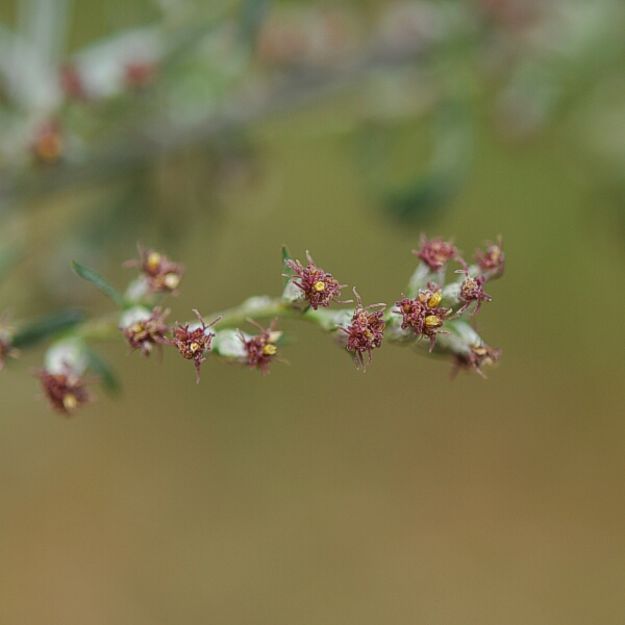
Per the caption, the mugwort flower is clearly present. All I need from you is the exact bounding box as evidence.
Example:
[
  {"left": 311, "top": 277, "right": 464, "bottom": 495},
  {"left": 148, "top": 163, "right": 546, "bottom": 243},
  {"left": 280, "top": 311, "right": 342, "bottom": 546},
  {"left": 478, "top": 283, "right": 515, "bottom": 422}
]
[
  {"left": 457, "top": 272, "right": 492, "bottom": 315},
  {"left": 32, "top": 120, "right": 63, "bottom": 164},
  {"left": 38, "top": 370, "right": 89, "bottom": 415},
  {"left": 452, "top": 343, "right": 501, "bottom": 378},
  {"left": 170, "top": 309, "right": 221, "bottom": 383},
  {"left": 286, "top": 251, "right": 344, "bottom": 309},
  {"left": 125, "top": 246, "right": 184, "bottom": 294},
  {"left": 240, "top": 320, "right": 281, "bottom": 374},
  {"left": 121, "top": 307, "right": 170, "bottom": 356},
  {"left": 341, "top": 291, "right": 385, "bottom": 368},
  {"left": 413, "top": 235, "right": 460, "bottom": 271},
  {"left": 476, "top": 238, "right": 505, "bottom": 279},
  {"left": 394, "top": 283, "right": 451, "bottom": 351}
]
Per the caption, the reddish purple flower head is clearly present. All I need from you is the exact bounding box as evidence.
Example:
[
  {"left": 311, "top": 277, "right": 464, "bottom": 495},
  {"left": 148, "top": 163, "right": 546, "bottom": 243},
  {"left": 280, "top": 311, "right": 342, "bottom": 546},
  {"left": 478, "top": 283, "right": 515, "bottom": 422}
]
[
  {"left": 394, "top": 284, "right": 451, "bottom": 351},
  {"left": 121, "top": 307, "right": 170, "bottom": 356},
  {"left": 38, "top": 370, "right": 89, "bottom": 415},
  {"left": 170, "top": 310, "right": 220, "bottom": 383},
  {"left": 476, "top": 239, "right": 505, "bottom": 279},
  {"left": 341, "top": 292, "right": 386, "bottom": 368},
  {"left": 452, "top": 344, "right": 501, "bottom": 378},
  {"left": 286, "top": 251, "right": 344, "bottom": 310},
  {"left": 413, "top": 235, "right": 460, "bottom": 271},
  {"left": 457, "top": 272, "right": 492, "bottom": 315},
  {"left": 125, "top": 246, "right": 184, "bottom": 294},
  {"left": 241, "top": 320, "right": 280, "bottom": 374}
]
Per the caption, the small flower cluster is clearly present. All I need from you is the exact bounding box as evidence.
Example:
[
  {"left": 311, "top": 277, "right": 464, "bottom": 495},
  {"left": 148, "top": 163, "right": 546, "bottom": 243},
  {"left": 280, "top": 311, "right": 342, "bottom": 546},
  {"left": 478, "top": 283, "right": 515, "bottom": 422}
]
[
  {"left": 239, "top": 320, "right": 281, "bottom": 374},
  {"left": 170, "top": 310, "right": 220, "bottom": 383},
  {"left": 0, "top": 238, "right": 504, "bottom": 415},
  {"left": 38, "top": 370, "right": 89, "bottom": 415},
  {"left": 341, "top": 293, "right": 386, "bottom": 368},
  {"left": 395, "top": 284, "right": 452, "bottom": 351},
  {"left": 413, "top": 235, "right": 460, "bottom": 271},
  {"left": 285, "top": 251, "right": 344, "bottom": 310},
  {"left": 396, "top": 234, "right": 504, "bottom": 375},
  {"left": 120, "top": 306, "right": 170, "bottom": 356},
  {"left": 125, "top": 246, "right": 185, "bottom": 294}
]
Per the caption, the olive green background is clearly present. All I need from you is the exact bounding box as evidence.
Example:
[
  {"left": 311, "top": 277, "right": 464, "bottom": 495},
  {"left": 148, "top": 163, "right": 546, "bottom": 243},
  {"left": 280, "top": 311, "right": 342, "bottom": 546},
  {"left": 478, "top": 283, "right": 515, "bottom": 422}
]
[{"left": 1, "top": 2, "right": 625, "bottom": 624}]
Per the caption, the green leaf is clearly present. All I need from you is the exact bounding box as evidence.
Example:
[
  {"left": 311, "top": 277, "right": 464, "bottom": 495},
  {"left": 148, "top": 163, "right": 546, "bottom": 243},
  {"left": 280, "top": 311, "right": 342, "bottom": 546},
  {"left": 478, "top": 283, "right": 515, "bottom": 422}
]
[
  {"left": 86, "top": 349, "right": 121, "bottom": 395},
  {"left": 72, "top": 261, "right": 125, "bottom": 307},
  {"left": 281, "top": 245, "right": 294, "bottom": 286},
  {"left": 12, "top": 310, "right": 86, "bottom": 349}
]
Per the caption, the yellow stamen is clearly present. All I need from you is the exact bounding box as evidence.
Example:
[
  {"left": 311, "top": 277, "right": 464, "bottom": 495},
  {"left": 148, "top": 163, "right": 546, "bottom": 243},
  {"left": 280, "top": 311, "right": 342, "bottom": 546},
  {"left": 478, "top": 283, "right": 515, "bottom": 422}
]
[
  {"left": 313, "top": 280, "right": 326, "bottom": 292},
  {"left": 130, "top": 323, "right": 143, "bottom": 334},
  {"left": 427, "top": 291, "right": 442, "bottom": 308},
  {"left": 189, "top": 342, "right": 200, "bottom": 353},
  {"left": 263, "top": 343, "right": 277, "bottom": 356},
  {"left": 146, "top": 252, "right": 161, "bottom": 271},
  {"left": 424, "top": 315, "right": 442, "bottom": 329},
  {"left": 63, "top": 393, "right": 78, "bottom": 411}
]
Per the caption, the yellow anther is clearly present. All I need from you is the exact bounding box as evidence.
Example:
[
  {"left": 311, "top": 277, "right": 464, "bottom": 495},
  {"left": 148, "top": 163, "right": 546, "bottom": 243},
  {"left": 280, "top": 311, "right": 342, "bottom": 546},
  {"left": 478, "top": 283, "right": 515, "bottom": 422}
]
[
  {"left": 424, "top": 315, "right": 442, "bottom": 329},
  {"left": 130, "top": 323, "right": 143, "bottom": 334},
  {"left": 163, "top": 273, "right": 180, "bottom": 290},
  {"left": 313, "top": 280, "right": 326, "bottom": 292},
  {"left": 63, "top": 393, "right": 78, "bottom": 411},
  {"left": 189, "top": 342, "right": 200, "bottom": 353},
  {"left": 263, "top": 343, "right": 278, "bottom": 356},
  {"left": 146, "top": 252, "right": 161, "bottom": 270},
  {"left": 427, "top": 291, "right": 442, "bottom": 308},
  {"left": 364, "top": 330, "right": 374, "bottom": 340}
]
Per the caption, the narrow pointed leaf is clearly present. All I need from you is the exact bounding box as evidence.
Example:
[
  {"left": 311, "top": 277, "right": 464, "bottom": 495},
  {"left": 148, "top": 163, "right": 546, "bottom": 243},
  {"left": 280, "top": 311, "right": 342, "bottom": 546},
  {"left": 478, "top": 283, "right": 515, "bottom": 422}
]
[
  {"left": 12, "top": 309, "right": 85, "bottom": 348},
  {"left": 86, "top": 348, "right": 121, "bottom": 395},
  {"left": 72, "top": 261, "right": 125, "bottom": 307}
]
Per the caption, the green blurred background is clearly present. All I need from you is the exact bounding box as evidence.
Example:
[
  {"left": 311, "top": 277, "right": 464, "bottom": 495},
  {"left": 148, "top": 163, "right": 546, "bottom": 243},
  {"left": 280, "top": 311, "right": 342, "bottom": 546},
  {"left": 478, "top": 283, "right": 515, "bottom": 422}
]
[{"left": 1, "top": 1, "right": 625, "bottom": 624}]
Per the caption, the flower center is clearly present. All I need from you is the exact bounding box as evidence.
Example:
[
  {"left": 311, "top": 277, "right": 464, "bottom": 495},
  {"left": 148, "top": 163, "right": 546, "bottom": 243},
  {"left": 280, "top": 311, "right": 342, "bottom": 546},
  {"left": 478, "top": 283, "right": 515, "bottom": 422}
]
[
  {"left": 424, "top": 315, "right": 442, "bottom": 329},
  {"left": 427, "top": 291, "right": 442, "bottom": 308},
  {"left": 63, "top": 393, "right": 78, "bottom": 410},
  {"left": 262, "top": 344, "right": 277, "bottom": 356},
  {"left": 146, "top": 252, "right": 161, "bottom": 271},
  {"left": 313, "top": 280, "right": 326, "bottom": 292}
]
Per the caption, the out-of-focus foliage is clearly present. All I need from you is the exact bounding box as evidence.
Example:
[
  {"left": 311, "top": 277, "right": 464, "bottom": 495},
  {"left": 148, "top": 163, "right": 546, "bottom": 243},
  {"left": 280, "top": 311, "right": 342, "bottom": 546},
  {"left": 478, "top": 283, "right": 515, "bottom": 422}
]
[{"left": 1, "top": 0, "right": 625, "bottom": 262}]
